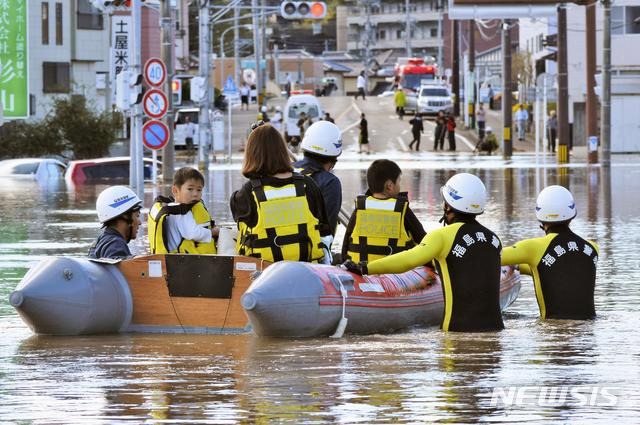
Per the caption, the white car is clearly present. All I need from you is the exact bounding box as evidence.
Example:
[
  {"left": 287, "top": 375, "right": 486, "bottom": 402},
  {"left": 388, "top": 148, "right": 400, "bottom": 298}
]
[
  {"left": 283, "top": 92, "right": 324, "bottom": 143},
  {"left": 174, "top": 108, "right": 200, "bottom": 148},
  {"left": 417, "top": 85, "right": 453, "bottom": 116},
  {"left": 0, "top": 158, "right": 66, "bottom": 180}
]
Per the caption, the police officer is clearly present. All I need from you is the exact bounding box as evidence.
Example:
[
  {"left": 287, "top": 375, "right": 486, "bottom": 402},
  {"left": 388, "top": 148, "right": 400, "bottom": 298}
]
[
  {"left": 89, "top": 186, "right": 143, "bottom": 260},
  {"left": 294, "top": 120, "right": 343, "bottom": 236},
  {"left": 344, "top": 173, "right": 504, "bottom": 332},
  {"left": 501, "top": 185, "right": 598, "bottom": 320}
]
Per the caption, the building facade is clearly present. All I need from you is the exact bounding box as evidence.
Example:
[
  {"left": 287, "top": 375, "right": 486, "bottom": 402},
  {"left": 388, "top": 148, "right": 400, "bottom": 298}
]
[{"left": 339, "top": 0, "right": 444, "bottom": 62}]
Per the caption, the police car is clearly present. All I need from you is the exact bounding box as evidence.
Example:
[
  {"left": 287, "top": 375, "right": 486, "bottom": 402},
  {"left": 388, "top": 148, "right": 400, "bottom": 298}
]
[{"left": 416, "top": 81, "right": 453, "bottom": 116}]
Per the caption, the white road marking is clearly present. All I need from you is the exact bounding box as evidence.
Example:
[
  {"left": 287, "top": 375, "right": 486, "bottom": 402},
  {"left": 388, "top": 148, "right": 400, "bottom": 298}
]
[
  {"left": 401, "top": 129, "right": 409, "bottom": 135},
  {"left": 396, "top": 136, "right": 409, "bottom": 152},
  {"left": 351, "top": 102, "right": 363, "bottom": 115},
  {"left": 341, "top": 120, "right": 361, "bottom": 134}
]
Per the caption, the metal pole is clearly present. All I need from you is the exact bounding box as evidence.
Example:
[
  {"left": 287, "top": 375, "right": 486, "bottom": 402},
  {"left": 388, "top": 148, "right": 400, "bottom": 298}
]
[
  {"left": 161, "top": 0, "right": 175, "bottom": 183},
  {"left": 437, "top": 5, "right": 443, "bottom": 71},
  {"left": 228, "top": 100, "right": 233, "bottom": 163},
  {"left": 274, "top": 43, "right": 280, "bottom": 90},
  {"left": 130, "top": 0, "right": 143, "bottom": 199},
  {"left": 198, "top": 0, "right": 211, "bottom": 172},
  {"left": 557, "top": 5, "right": 569, "bottom": 164},
  {"left": 601, "top": 0, "right": 611, "bottom": 166},
  {"left": 405, "top": 0, "right": 412, "bottom": 57},
  {"left": 363, "top": 0, "right": 372, "bottom": 91},
  {"left": 502, "top": 19, "right": 513, "bottom": 159},
  {"left": 452, "top": 20, "right": 460, "bottom": 117},
  {"left": 469, "top": 19, "right": 476, "bottom": 129},
  {"left": 234, "top": 3, "right": 241, "bottom": 86},
  {"left": 252, "top": 0, "right": 261, "bottom": 105},
  {"left": 586, "top": 1, "right": 598, "bottom": 164}
]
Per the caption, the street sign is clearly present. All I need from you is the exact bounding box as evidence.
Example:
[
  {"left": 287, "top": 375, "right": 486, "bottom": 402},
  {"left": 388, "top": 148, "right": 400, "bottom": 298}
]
[
  {"left": 144, "top": 57, "right": 167, "bottom": 87},
  {"left": 143, "top": 89, "right": 168, "bottom": 119},
  {"left": 223, "top": 76, "right": 238, "bottom": 94},
  {"left": 142, "top": 120, "right": 170, "bottom": 151},
  {"left": 0, "top": 1, "right": 29, "bottom": 119}
]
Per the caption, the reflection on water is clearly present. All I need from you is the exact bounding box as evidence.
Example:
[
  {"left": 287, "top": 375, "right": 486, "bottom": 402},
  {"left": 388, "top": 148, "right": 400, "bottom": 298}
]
[{"left": 1, "top": 162, "right": 640, "bottom": 423}]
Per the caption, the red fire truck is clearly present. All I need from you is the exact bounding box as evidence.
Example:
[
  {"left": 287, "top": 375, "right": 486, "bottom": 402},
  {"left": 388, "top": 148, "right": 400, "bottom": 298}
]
[{"left": 394, "top": 58, "right": 437, "bottom": 113}]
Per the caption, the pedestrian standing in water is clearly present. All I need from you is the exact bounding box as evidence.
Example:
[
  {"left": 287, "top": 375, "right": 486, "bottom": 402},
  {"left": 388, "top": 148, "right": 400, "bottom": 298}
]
[
  {"left": 446, "top": 113, "right": 457, "bottom": 151},
  {"left": 434, "top": 111, "right": 446, "bottom": 151},
  {"left": 408, "top": 113, "right": 424, "bottom": 151},
  {"left": 547, "top": 110, "right": 558, "bottom": 153},
  {"left": 359, "top": 113, "right": 370, "bottom": 154},
  {"left": 476, "top": 102, "right": 487, "bottom": 141}
]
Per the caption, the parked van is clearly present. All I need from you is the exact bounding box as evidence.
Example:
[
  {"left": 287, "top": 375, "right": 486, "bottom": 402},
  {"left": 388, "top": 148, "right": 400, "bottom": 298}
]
[{"left": 283, "top": 92, "right": 324, "bottom": 144}]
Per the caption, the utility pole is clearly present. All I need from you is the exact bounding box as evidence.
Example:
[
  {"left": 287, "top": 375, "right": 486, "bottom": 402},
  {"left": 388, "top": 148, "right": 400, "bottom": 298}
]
[
  {"left": 198, "top": 0, "right": 211, "bottom": 172},
  {"left": 405, "top": 0, "right": 412, "bottom": 57},
  {"left": 469, "top": 19, "right": 476, "bottom": 129},
  {"left": 161, "top": 0, "right": 175, "bottom": 183},
  {"left": 601, "top": 0, "right": 611, "bottom": 166},
  {"left": 557, "top": 4, "right": 569, "bottom": 164},
  {"left": 261, "top": 0, "right": 267, "bottom": 102},
  {"left": 252, "top": 0, "right": 262, "bottom": 105},
  {"left": 234, "top": 3, "right": 241, "bottom": 86},
  {"left": 130, "top": 0, "right": 144, "bottom": 199},
  {"left": 585, "top": 1, "right": 598, "bottom": 164},
  {"left": 452, "top": 20, "right": 460, "bottom": 117},
  {"left": 437, "top": 1, "right": 443, "bottom": 70},
  {"left": 362, "top": 0, "right": 376, "bottom": 92},
  {"left": 502, "top": 19, "right": 513, "bottom": 159}
]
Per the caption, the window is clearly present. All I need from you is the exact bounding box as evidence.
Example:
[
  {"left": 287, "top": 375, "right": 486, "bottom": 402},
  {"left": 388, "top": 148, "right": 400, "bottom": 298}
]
[
  {"left": 378, "top": 30, "right": 386, "bottom": 40},
  {"left": 397, "top": 30, "right": 403, "bottom": 39},
  {"left": 43, "top": 62, "right": 70, "bottom": 93},
  {"left": 55, "top": 3, "right": 63, "bottom": 45},
  {"left": 431, "top": 28, "right": 438, "bottom": 38},
  {"left": 41, "top": 3, "right": 49, "bottom": 45},
  {"left": 612, "top": 6, "right": 640, "bottom": 35},
  {"left": 77, "top": 0, "right": 103, "bottom": 30}
]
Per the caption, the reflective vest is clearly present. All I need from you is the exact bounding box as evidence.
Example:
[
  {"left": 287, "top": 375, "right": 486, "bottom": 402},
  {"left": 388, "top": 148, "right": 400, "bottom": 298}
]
[
  {"left": 294, "top": 164, "right": 321, "bottom": 177},
  {"left": 236, "top": 175, "right": 324, "bottom": 262},
  {"left": 347, "top": 194, "right": 415, "bottom": 263},
  {"left": 148, "top": 197, "right": 217, "bottom": 254}
]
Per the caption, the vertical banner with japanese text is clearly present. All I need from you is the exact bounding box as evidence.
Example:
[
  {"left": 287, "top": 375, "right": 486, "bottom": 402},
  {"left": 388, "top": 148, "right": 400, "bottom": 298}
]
[
  {"left": 110, "top": 14, "right": 132, "bottom": 105},
  {"left": 0, "top": 0, "right": 29, "bottom": 119}
]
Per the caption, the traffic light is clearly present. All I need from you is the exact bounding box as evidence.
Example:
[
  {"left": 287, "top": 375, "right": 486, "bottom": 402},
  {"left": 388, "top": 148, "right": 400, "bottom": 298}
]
[
  {"left": 172, "top": 79, "right": 182, "bottom": 106},
  {"left": 104, "top": 0, "right": 131, "bottom": 7},
  {"left": 115, "top": 70, "right": 143, "bottom": 110},
  {"left": 280, "top": 2, "right": 327, "bottom": 20}
]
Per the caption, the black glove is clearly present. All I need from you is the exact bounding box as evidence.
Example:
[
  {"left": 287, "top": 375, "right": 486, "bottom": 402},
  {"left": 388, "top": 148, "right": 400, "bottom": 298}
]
[{"left": 342, "top": 260, "right": 368, "bottom": 276}]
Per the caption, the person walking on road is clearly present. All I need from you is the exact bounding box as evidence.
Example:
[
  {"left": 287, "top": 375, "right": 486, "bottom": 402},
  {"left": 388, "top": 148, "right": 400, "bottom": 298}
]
[
  {"left": 446, "top": 113, "right": 457, "bottom": 151},
  {"left": 359, "top": 113, "right": 370, "bottom": 154},
  {"left": 323, "top": 112, "right": 335, "bottom": 123},
  {"left": 488, "top": 84, "right": 494, "bottom": 110},
  {"left": 547, "top": 110, "right": 558, "bottom": 153},
  {"left": 434, "top": 111, "right": 446, "bottom": 151},
  {"left": 271, "top": 106, "right": 283, "bottom": 132},
  {"left": 240, "top": 83, "right": 250, "bottom": 111},
  {"left": 355, "top": 71, "right": 366, "bottom": 100},
  {"left": 408, "top": 113, "right": 424, "bottom": 151},
  {"left": 394, "top": 86, "right": 406, "bottom": 120},
  {"left": 515, "top": 104, "right": 529, "bottom": 142},
  {"left": 476, "top": 103, "right": 486, "bottom": 141}
]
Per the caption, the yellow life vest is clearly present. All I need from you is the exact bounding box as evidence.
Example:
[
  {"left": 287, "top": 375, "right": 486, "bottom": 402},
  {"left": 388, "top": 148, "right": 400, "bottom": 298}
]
[
  {"left": 346, "top": 194, "right": 415, "bottom": 263},
  {"left": 148, "top": 197, "right": 217, "bottom": 254},
  {"left": 236, "top": 175, "right": 324, "bottom": 262}
]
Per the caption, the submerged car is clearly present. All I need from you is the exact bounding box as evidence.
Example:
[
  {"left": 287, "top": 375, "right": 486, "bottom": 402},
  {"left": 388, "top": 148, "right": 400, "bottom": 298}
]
[
  {"left": 0, "top": 158, "right": 66, "bottom": 179},
  {"left": 65, "top": 156, "right": 160, "bottom": 185}
]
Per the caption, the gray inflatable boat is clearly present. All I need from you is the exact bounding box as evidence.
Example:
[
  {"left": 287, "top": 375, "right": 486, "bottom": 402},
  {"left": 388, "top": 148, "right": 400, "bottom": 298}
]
[{"left": 241, "top": 262, "right": 521, "bottom": 337}]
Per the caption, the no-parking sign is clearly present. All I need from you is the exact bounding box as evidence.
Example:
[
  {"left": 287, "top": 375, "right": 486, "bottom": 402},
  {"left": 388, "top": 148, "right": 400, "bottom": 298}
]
[{"left": 142, "top": 120, "right": 170, "bottom": 151}]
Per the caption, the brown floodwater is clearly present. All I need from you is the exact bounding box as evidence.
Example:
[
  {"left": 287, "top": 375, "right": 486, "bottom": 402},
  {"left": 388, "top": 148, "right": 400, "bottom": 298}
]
[{"left": 1, "top": 155, "right": 639, "bottom": 424}]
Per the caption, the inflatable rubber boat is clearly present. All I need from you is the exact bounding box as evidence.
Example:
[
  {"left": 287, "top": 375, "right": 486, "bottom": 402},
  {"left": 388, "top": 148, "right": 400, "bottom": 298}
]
[
  {"left": 241, "top": 262, "right": 521, "bottom": 337},
  {"left": 9, "top": 254, "right": 520, "bottom": 337}
]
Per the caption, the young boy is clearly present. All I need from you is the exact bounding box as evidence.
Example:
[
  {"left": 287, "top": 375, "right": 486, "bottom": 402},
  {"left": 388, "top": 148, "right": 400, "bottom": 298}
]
[
  {"left": 342, "top": 159, "right": 426, "bottom": 263},
  {"left": 148, "top": 167, "right": 218, "bottom": 254}
]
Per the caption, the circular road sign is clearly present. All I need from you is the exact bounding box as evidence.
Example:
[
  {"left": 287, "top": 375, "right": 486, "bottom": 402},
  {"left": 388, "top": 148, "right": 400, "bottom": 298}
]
[
  {"left": 143, "top": 89, "right": 168, "bottom": 119},
  {"left": 142, "top": 120, "right": 170, "bottom": 151},
  {"left": 144, "top": 57, "right": 167, "bottom": 87}
]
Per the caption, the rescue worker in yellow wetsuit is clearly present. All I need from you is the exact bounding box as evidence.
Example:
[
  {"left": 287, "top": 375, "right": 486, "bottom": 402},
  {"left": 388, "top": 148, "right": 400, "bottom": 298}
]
[
  {"left": 342, "top": 159, "right": 425, "bottom": 263},
  {"left": 501, "top": 185, "right": 598, "bottom": 320},
  {"left": 343, "top": 173, "right": 504, "bottom": 332},
  {"left": 230, "top": 123, "right": 331, "bottom": 263}
]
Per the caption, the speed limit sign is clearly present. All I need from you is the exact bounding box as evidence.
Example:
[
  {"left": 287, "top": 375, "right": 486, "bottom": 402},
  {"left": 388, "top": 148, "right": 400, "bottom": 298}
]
[{"left": 144, "top": 58, "right": 166, "bottom": 87}]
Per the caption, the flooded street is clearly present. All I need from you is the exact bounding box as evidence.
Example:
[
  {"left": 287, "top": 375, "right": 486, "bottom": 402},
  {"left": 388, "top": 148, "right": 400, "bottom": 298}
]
[{"left": 1, "top": 155, "right": 639, "bottom": 424}]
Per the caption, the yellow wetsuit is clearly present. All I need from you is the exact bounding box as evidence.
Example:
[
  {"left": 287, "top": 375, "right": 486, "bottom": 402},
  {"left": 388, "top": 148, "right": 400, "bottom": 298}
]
[
  {"left": 501, "top": 226, "right": 598, "bottom": 320},
  {"left": 367, "top": 219, "right": 504, "bottom": 332}
]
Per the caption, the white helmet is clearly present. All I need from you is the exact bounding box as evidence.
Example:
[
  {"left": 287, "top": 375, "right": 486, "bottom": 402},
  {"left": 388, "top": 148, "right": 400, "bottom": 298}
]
[
  {"left": 535, "top": 185, "right": 577, "bottom": 223},
  {"left": 440, "top": 173, "right": 487, "bottom": 215},
  {"left": 485, "top": 126, "right": 493, "bottom": 133},
  {"left": 275, "top": 106, "right": 281, "bottom": 112},
  {"left": 301, "top": 120, "right": 342, "bottom": 157},
  {"left": 261, "top": 106, "right": 267, "bottom": 112},
  {"left": 96, "top": 186, "right": 142, "bottom": 224}
]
